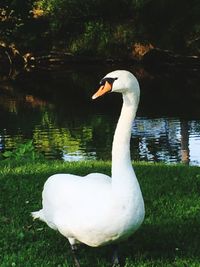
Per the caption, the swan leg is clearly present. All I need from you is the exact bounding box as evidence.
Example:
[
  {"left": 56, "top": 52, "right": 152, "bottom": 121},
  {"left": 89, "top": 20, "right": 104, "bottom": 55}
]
[
  {"left": 70, "top": 244, "right": 81, "bottom": 267},
  {"left": 68, "top": 238, "right": 81, "bottom": 267},
  {"left": 111, "top": 245, "right": 121, "bottom": 267}
]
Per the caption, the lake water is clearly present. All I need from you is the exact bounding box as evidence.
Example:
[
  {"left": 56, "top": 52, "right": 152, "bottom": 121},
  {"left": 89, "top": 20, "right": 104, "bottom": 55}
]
[{"left": 0, "top": 65, "right": 200, "bottom": 165}]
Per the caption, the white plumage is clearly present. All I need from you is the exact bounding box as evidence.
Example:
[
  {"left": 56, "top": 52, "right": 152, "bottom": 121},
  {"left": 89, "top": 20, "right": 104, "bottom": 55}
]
[{"left": 32, "top": 70, "right": 145, "bottom": 250}]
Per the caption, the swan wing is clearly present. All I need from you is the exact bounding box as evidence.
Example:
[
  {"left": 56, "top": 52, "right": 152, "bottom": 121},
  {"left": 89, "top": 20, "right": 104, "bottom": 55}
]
[{"left": 41, "top": 173, "right": 112, "bottom": 243}]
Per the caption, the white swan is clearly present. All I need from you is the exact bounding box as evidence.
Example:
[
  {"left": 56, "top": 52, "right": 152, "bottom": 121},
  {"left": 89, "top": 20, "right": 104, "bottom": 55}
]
[{"left": 32, "top": 70, "right": 145, "bottom": 266}]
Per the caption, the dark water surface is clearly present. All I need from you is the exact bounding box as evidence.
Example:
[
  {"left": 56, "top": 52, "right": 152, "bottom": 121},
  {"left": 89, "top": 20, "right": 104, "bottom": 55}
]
[{"left": 0, "top": 65, "right": 200, "bottom": 165}]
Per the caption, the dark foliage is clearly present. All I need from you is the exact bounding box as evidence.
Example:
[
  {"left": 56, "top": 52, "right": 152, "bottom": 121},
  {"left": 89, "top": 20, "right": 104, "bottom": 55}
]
[{"left": 1, "top": 0, "right": 200, "bottom": 56}]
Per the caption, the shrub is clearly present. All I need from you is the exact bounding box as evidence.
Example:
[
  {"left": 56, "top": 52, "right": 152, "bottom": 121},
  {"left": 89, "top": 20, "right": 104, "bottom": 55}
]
[{"left": 2, "top": 140, "right": 44, "bottom": 161}]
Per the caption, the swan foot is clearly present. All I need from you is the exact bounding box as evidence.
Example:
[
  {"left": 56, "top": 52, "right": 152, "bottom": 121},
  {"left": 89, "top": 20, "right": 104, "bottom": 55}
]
[
  {"left": 111, "top": 245, "right": 121, "bottom": 267},
  {"left": 70, "top": 245, "right": 81, "bottom": 267}
]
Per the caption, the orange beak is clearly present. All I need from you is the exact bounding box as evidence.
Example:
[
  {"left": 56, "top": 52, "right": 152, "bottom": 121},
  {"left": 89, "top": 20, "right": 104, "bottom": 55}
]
[{"left": 92, "top": 81, "right": 112, "bottom": 100}]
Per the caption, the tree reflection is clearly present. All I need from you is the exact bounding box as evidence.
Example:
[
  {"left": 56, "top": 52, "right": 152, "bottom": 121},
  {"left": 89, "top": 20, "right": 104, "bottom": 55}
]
[
  {"left": 0, "top": 66, "right": 200, "bottom": 165},
  {"left": 180, "top": 120, "right": 190, "bottom": 164}
]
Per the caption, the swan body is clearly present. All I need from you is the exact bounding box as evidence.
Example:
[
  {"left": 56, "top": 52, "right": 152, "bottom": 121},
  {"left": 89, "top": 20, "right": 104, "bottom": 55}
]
[{"left": 32, "top": 70, "right": 145, "bottom": 249}]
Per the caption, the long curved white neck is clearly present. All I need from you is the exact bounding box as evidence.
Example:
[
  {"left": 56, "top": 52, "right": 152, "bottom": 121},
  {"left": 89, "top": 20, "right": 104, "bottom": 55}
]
[
  {"left": 112, "top": 91, "right": 137, "bottom": 173},
  {"left": 111, "top": 91, "right": 138, "bottom": 190}
]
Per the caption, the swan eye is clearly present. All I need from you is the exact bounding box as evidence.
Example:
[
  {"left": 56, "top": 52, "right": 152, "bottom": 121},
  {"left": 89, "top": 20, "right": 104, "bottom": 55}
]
[{"left": 99, "top": 77, "right": 118, "bottom": 86}]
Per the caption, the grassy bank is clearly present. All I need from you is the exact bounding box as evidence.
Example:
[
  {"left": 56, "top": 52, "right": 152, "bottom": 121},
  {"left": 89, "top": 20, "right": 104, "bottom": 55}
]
[{"left": 0, "top": 160, "right": 200, "bottom": 267}]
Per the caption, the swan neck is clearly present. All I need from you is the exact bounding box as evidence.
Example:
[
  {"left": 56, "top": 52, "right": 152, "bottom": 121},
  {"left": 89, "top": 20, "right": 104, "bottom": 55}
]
[{"left": 112, "top": 91, "right": 137, "bottom": 176}]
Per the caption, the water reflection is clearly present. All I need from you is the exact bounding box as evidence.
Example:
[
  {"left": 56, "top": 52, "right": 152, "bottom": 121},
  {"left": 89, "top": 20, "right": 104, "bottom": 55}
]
[
  {"left": 133, "top": 118, "right": 190, "bottom": 164},
  {"left": 0, "top": 66, "right": 200, "bottom": 165}
]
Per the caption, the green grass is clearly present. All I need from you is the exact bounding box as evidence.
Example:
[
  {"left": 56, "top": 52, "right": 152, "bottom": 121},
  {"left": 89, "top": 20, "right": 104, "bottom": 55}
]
[{"left": 0, "top": 160, "right": 200, "bottom": 267}]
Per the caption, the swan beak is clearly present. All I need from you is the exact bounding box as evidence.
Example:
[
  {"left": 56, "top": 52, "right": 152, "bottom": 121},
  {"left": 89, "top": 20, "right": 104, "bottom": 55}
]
[{"left": 92, "top": 81, "right": 112, "bottom": 100}]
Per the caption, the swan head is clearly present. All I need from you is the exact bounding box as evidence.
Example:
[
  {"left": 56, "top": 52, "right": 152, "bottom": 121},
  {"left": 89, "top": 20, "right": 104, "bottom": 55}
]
[{"left": 92, "top": 70, "right": 140, "bottom": 103}]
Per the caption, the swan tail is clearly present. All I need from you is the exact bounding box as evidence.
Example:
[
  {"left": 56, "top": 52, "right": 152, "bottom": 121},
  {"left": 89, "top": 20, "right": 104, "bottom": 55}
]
[{"left": 31, "top": 209, "right": 45, "bottom": 222}]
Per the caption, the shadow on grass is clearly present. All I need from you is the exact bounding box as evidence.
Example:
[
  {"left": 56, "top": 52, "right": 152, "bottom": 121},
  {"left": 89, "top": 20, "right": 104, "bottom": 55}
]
[{"left": 26, "top": 215, "right": 200, "bottom": 267}]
